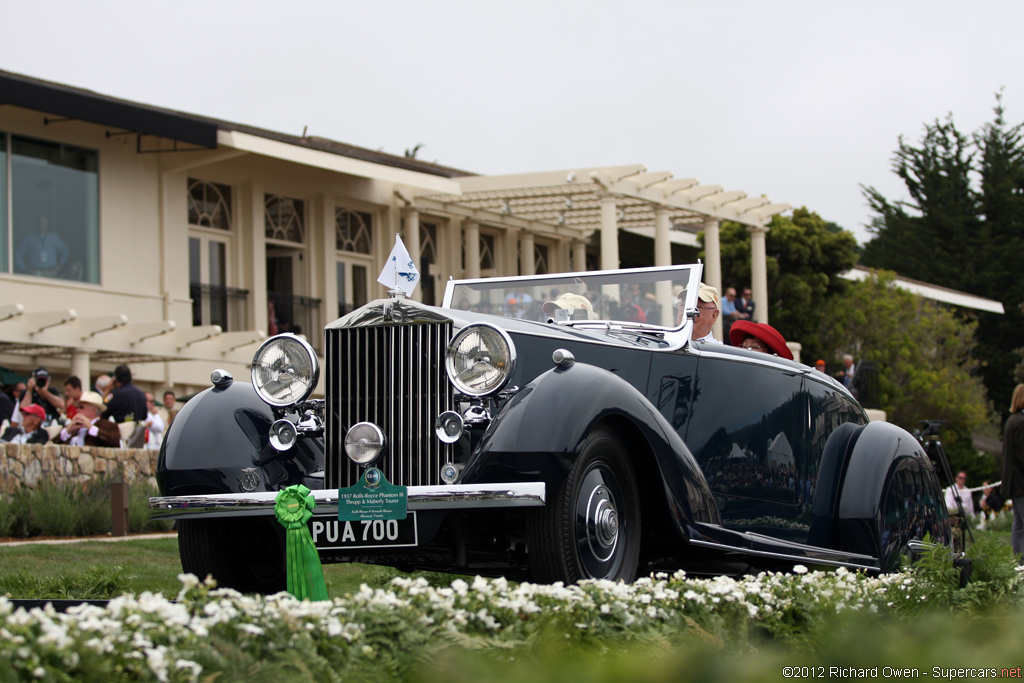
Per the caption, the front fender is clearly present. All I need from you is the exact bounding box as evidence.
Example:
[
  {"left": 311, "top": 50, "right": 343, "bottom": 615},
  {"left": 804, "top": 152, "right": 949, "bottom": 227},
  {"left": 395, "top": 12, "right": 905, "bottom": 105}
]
[
  {"left": 836, "top": 421, "right": 951, "bottom": 567},
  {"left": 462, "top": 361, "right": 720, "bottom": 534},
  {"left": 156, "top": 380, "right": 324, "bottom": 496}
]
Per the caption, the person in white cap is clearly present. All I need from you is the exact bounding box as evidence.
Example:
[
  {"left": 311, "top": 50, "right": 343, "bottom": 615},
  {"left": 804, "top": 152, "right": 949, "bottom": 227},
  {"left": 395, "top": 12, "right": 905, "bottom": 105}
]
[
  {"left": 543, "top": 293, "right": 594, "bottom": 322},
  {"left": 676, "top": 283, "right": 722, "bottom": 344},
  {"left": 57, "top": 391, "right": 120, "bottom": 447}
]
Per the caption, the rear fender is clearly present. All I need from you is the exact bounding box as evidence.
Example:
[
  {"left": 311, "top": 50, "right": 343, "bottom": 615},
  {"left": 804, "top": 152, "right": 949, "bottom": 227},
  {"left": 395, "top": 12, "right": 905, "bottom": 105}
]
[
  {"left": 462, "top": 361, "right": 720, "bottom": 534},
  {"left": 157, "top": 380, "right": 324, "bottom": 496},
  {"left": 835, "top": 421, "right": 951, "bottom": 566}
]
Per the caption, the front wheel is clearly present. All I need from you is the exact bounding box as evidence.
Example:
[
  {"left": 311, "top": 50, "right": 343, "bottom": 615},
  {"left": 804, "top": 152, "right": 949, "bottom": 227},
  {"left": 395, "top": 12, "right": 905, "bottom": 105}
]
[
  {"left": 178, "top": 517, "right": 286, "bottom": 594},
  {"left": 528, "top": 426, "right": 641, "bottom": 583}
]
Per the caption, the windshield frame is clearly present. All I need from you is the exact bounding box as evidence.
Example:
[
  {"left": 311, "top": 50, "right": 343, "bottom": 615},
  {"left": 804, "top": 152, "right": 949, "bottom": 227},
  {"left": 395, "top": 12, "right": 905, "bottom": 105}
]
[{"left": 442, "top": 263, "right": 704, "bottom": 343}]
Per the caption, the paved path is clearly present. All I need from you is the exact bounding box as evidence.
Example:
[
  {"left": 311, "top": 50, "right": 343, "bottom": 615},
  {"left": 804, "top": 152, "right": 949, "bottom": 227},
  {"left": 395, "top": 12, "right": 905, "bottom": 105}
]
[{"left": 0, "top": 532, "right": 177, "bottom": 547}]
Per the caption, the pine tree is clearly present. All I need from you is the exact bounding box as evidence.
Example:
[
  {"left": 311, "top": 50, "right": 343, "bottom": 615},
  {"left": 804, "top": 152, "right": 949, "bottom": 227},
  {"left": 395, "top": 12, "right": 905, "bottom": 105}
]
[
  {"left": 862, "top": 98, "right": 1024, "bottom": 415},
  {"left": 861, "top": 116, "right": 981, "bottom": 292}
]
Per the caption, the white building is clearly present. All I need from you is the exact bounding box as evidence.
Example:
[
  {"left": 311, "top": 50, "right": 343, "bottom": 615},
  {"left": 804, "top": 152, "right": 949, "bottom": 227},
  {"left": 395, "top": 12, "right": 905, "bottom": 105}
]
[{"left": 1, "top": 69, "right": 788, "bottom": 398}]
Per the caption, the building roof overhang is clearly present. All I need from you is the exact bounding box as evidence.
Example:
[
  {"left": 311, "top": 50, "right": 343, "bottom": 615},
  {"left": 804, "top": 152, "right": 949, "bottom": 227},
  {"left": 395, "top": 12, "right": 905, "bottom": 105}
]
[
  {"left": 0, "top": 71, "right": 219, "bottom": 149},
  {"left": 418, "top": 165, "right": 790, "bottom": 238},
  {"left": 0, "top": 304, "right": 265, "bottom": 366},
  {"left": 841, "top": 266, "right": 1005, "bottom": 314}
]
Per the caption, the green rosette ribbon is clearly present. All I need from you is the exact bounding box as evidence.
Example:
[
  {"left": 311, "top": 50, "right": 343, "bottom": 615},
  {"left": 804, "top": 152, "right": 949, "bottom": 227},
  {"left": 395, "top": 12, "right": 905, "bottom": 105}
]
[{"left": 274, "top": 484, "right": 329, "bottom": 601}]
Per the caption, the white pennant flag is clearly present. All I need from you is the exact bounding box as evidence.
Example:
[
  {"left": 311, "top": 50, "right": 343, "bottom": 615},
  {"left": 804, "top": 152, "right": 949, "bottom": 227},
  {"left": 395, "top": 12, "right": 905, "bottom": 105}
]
[{"left": 377, "top": 233, "right": 420, "bottom": 296}]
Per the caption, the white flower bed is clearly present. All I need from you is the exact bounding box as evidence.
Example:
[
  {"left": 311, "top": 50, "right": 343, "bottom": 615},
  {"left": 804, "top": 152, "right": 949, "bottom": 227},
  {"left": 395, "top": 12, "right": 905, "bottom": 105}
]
[{"left": 0, "top": 567, "right": 1011, "bottom": 681}]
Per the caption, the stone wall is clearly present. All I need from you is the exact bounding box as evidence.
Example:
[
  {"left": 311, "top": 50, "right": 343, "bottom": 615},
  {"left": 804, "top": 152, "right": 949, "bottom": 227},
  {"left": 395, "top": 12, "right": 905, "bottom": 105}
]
[{"left": 0, "top": 443, "right": 159, "bottom": 491}]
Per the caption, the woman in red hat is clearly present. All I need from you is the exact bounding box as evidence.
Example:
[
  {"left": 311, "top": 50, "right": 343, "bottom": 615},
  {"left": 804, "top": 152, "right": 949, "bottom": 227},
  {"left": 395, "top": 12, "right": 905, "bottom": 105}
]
[{"left": 728, "top": 320, "right": 794, "bottom": 360}]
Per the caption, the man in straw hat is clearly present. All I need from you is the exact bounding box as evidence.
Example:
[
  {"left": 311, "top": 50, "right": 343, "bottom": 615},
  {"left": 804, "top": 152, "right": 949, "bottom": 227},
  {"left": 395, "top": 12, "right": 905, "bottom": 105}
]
[
  {"left": 57, "top": 391, "right": 120, "bottom": 447},
  {"left": 677, "top": 283, "right": 722, "bottom": 344}
]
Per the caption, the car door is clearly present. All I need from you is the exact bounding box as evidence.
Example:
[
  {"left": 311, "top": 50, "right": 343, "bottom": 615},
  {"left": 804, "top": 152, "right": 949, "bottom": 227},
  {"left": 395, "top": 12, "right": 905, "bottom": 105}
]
[{"left": 682, "top": 353, "right": 808, "bottom": 542}]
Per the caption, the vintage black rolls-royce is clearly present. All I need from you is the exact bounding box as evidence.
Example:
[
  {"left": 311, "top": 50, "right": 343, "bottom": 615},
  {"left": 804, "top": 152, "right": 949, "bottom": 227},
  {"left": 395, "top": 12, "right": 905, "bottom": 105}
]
[{"left": 151, "top": 264, "right": 950, "bottom": 592}]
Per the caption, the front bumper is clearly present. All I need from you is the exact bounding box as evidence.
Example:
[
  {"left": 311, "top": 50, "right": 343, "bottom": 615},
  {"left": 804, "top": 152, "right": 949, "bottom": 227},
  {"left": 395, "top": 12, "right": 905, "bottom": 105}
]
[{"left": 149, "top": 482, "right": 546, "bottom": 520}]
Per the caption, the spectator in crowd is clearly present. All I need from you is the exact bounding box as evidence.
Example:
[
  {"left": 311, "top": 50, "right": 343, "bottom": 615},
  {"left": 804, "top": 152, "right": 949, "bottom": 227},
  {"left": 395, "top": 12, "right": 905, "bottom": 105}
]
[
  {"left": 814, "top": 359, "right": 827, "bottom": 373},
  {"left": 102, "top": 365, "right": 147, "bottom": 424},
  {"left": 62, "top": 375, "right": 83, "bottom": 421},
  {"left": 144, "top": 392, "right": 165, "bottom": 450},
  {"left": 4, "top": 382, "right": 26, "bottom": 427},
  {"left": 945, "top": 469, "right": 975, "bottom": 553},
  {"left": 14, "top": 214, "right": 69, "bottom": 277},
  {"left": 736, "top": 287, "right": 756, "bottom": 320},
  {"left": 0, "top": 403, "right": 49, "bottom": 444},
  {"left": 0, "top": 385, "right": 14, "bottom": 424},
  {"left": 95, "top": 374, "right": 113, "bottom": 401},
  {"left": 835, "top": 354, "right": 856, "bottom": 390},
  {"left": 980, "top": 481, "right": 1004, "bottom": 514},
  {"left": 945, "top": 470, "right": 976, "bottom": 516},
  {"left": 720, "top": 287, "right": 739, "bottom": 342},
  {"left": 58, "top": 391, "right": 120, "bottom": 447},
  {"left": 162, "top": 390, "right": 181, "bottom": 428},
  {"left": 678, "top": 284, "right": 722, "bottom": 343},
  {"left": 728, "top": 320, "right": 795, "bottom": 360},
  {"left": 20, "top": 367, "right": 64, "bottom": 424},
  {"left": 1002, "top": 384, "right": 1024, "bottom": 559}
]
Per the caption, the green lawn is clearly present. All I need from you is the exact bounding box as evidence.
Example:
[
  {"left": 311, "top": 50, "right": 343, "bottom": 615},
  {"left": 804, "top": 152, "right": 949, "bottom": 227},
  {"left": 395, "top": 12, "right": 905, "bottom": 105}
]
[
  {"left": 0, "top": 533, "right": 413, "bottom": 599},
  {"left": 0, "top": 528, "right": 1014, "bottom": 600}
]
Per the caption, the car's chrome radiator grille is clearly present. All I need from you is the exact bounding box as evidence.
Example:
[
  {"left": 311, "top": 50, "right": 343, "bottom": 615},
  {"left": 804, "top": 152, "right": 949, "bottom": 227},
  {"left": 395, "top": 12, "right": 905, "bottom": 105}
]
[{"left": 326, "top": 321, "right": 454, "bottom": 488}]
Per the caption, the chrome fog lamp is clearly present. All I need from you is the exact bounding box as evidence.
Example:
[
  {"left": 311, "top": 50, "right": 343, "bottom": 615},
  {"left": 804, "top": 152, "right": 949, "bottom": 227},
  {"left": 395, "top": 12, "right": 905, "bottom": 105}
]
[
  {"left": 435, "top": 410, "right": 465, "bottom": 444},
  {"left": 445, "top": 323, "right": 516, "bottom": 397},
  {"left": 269, "top": 419, "right": 298, "bottom": 451},
  {"left": 251, "top": 334, "right": 320, "bottom": 408},
  {"left": 345, "top": 422, "right": 386, "bottom": 465},
  {"left": 440, "top": 462, "right": 463, "bottom": 484}
]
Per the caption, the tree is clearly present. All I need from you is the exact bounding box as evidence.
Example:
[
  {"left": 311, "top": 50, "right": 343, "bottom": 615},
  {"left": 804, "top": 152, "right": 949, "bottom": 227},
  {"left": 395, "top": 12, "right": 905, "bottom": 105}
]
[
  {"left": 706, "top": 207, "right": 858, "bottom": 361},
  {"left": 861, "top": 99, "right": 1024, "bottom": 415},
  {"left": 820, "top": 271, "right": 996, "bottom": 479},
  {"left": 861, "top": 116, "right": 982, "bottom": 289}
]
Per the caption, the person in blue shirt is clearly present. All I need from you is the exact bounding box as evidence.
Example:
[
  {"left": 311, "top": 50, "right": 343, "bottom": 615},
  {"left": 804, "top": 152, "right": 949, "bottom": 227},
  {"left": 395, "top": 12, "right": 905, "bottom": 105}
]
[{"left": 15, "top": 215, "right": 69, "bottom": 277}]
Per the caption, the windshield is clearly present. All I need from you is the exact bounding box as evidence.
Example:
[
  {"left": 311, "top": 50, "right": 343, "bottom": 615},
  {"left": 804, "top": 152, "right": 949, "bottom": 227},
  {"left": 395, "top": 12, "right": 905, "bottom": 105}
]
[{"left": 442, "top": 265, "right": 702, "bottom": 330}]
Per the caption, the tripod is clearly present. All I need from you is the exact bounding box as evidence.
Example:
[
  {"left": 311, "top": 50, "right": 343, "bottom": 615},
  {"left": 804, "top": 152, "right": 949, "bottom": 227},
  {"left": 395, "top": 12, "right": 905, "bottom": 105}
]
[{"left": 915, "top": 420, "right": 974, "bottom": 549}]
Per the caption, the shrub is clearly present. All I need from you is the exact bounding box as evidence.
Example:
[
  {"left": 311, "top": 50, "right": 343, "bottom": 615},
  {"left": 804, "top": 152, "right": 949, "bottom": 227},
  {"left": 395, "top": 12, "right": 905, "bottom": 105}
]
[{"left": 22, "top": 479, "right": 80, "bottom": 537}]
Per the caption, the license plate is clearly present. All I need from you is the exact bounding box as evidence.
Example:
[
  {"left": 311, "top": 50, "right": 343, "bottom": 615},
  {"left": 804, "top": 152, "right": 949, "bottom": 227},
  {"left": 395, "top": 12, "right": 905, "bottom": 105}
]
[{"left": 310, "top": 512, "right": 418, "bottom": 550}]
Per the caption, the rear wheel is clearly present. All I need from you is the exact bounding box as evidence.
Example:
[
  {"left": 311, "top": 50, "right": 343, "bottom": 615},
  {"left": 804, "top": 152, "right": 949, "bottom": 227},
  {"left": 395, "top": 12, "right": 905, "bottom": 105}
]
[
  {"left": 529, "top": 426, "right": 641, "bottom": 583},
  {"left": 178, "top": 517, "right": 286, "bottom": 594}
]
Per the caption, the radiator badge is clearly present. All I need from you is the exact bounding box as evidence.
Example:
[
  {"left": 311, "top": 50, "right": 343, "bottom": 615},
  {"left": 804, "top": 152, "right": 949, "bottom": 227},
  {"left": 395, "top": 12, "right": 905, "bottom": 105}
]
[
  {"left": 239, "top": 467, "right": 260, "bottom": 492},
  {"left": 338, "top": 467, "right": 408, "bottom": 521}
]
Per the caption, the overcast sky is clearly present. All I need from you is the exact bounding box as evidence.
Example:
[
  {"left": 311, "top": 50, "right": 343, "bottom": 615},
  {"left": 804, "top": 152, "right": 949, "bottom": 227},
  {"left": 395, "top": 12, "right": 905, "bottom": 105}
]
[{"left": 3, "top": 0, "right": 1022, "bottom": 244}]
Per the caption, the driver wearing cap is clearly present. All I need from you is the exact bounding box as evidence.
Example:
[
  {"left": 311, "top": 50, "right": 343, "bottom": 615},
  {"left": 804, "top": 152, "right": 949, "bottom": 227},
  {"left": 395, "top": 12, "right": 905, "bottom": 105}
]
[{"left": 678, "top": 283, "right": 722, "bottom": 344}]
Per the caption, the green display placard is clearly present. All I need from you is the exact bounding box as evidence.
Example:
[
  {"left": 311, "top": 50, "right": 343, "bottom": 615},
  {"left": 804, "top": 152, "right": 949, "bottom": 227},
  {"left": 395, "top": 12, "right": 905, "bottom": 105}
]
[{"left": 337, "top": 467, "right": 408, "bottom": 521}]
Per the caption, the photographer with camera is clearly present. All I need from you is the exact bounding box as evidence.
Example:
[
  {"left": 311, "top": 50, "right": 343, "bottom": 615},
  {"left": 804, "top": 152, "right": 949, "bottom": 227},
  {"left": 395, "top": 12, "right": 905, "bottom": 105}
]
[{"left": 20, "top": 367, "right": 64, "bottom": 425}]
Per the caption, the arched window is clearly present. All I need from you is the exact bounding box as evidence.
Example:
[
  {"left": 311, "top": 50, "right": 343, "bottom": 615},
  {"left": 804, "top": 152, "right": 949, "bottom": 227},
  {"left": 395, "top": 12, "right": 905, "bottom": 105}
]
[
  {"left": 188, "top": 179, "right": 232, "bottom": 230},
  {"left": 335, "top": 207, "right": 373, "bottom": 254},
  {"left": 265, "top": 194, "right": 305, "bottom": 243}
]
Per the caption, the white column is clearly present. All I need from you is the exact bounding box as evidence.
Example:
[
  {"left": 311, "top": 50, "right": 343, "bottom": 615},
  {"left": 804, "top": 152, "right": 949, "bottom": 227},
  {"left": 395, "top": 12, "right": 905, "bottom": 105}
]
[
  {"left": 464, "top": 220, "right": 481, "bottom": 279},
  {"left": 749, "top": 225, "right": 769, "bottom": 324},
  {"left": 599, "top": 193, "right": 619, "bottom": 271},
  {"left": 654, "top": 209, "right": 673, "bottom": 327},
  {"left": 655, "top": 208, "right": 672, "bottom": 267},
  {"left": 702, "top": 219, "right": 723, "bottom": 339},
  {"left": 519, "top": 230, "right": 536, "bottom": 275},
  {"left": 70, "top": 349, "right": 91, "bottom": 385},
  {"left": 318, "top": 194, "right": 337, "bottom": 324},
  {"left": 571, "top": 240, "right": 587, "bottom": 272},
  {"left": 402, "top": 207, "right": 421, "bottom": 301}
]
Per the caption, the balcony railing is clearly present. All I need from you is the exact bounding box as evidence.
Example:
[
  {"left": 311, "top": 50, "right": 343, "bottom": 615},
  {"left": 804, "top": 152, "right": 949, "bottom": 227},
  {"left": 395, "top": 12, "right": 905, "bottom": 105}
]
[{"left": 191, "top": 283, "right": 249, "bottom": 332}]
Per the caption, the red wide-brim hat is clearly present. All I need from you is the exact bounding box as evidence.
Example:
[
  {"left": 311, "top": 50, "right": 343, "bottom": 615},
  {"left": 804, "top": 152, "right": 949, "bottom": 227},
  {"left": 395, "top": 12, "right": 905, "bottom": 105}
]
[{"left": 729, "top": 320, "right": 794, "bottom": 360}]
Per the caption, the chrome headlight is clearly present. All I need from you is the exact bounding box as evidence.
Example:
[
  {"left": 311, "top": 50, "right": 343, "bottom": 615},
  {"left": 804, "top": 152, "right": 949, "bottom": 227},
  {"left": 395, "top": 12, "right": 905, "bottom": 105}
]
[
  {"left": 345, "top": 422, "right": 386, "bottom": 465},
  {"left": 445, "top": 323, "right": 516, "bottom": 397},
  {"left": 251, "top": 334, "right": 320, "bottom": 408}
]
